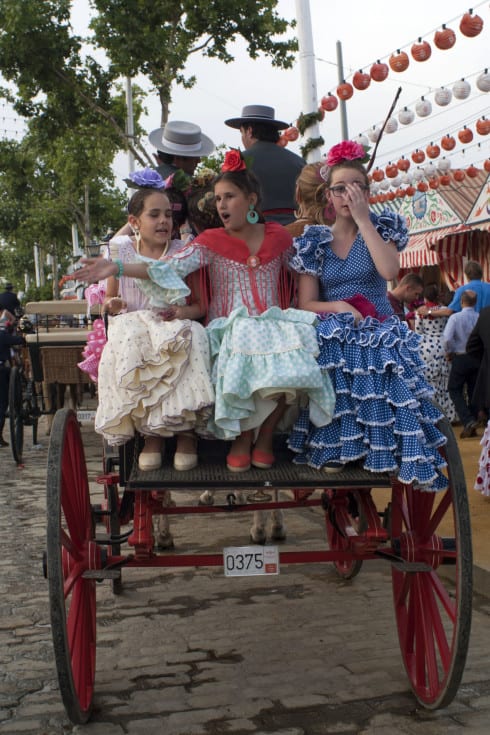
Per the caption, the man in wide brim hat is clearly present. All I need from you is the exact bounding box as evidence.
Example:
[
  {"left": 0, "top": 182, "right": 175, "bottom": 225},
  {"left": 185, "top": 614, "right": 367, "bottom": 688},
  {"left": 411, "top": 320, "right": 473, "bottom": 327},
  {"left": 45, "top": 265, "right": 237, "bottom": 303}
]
[
  {"left": 149, "top": 121, "right": 215, "bottom": 178},
  {"left": 224, "top": 104, "right": 289, "bottom": 130},
  {"left": 224, "top": 105, "right": 304, "bottom": 226}
]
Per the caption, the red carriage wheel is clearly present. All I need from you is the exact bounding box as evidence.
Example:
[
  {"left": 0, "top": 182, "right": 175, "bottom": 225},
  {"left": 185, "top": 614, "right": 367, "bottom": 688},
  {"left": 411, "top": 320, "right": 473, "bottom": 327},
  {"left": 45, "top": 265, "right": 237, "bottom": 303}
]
[
  {"left": 46, "top": 409, "right": 97, "bottom": 723},
  {"left": 390, "top": 417, "right": 472, "bottom": 709},
  {"left": 324, "top": 489, "right": 366, "bottom": 579}
]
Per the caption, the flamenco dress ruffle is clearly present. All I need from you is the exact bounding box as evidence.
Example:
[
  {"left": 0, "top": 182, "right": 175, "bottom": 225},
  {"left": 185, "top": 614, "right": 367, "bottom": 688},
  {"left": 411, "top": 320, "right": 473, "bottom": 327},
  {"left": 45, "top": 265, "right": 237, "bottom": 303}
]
[
  {"left": 288, "top": 312, "right": 448, "bottom": 491},
  {"left": 474, "top": 419, "right": 490, "bottom": 497},
  {"left": 206, "top": 305, "right": 335, "bottom": 439}
]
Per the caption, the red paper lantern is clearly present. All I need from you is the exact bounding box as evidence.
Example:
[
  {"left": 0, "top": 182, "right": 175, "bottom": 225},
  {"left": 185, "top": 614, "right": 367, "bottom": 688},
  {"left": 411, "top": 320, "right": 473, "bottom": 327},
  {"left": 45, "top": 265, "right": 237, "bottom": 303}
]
[
  {"left": 441, "top": 135, "right": 456, "bottom": 151},
  {"left": 337, "top": 81, "right": 354, "bottom": 100},
  {"left": 417, "top": 181, "right": 428, "bottom": 192},
  {"left": 411, "top": 38, "right": 432, "bottom": 62},
  {"left": 453, "top": 169, "right": 466, "bottom": 182},
  {"left": 466, "top": 165, "right": 479, "bottom": 178},
  {"left": 284, "top": 126, "right": 299, "bottom": 142},
  {"left": 372, "top": 167, "right": 385, "bottom": 182},
  {"left": 385, "top": 162, "right": 399, "bottom": 178},
  {"left": 428, "top": 177, "right": 440, "bottom": 189},
  {"left": 434, "top": 25, "right": 456, "bottom": 50},
  {"left": 370, "top": 60, "right": 389, "bottom": 82},
  {"left": 412, "top": 149, "right": 425, "bottom": 164},
  {"left": 484, "top": 159, "right": 490, "bottom": 173},
  {"left": 426, "top": 142, "right": 440, "bottom": 159},
  {"left": 320, "top": 94, "right": 338, "bottom": 112},
  {"left": 439, "top": 174, "right": 452, "bottom": 186},
  {"left": 458, "top": 126, "right": 473, "bottom": 144},
  {"left": 387, "top": 191, "right": 396, "bottom": 200},
  {"left": 389, "top": 50, "right": 409, "bottom": 72},
  {"left": 352, "top": 70, "right": 371, "bottom": 91},
  {"left": 277, "top": 136, "right": 288, "bottom": 147},
  {"left": 406, "top": 185, "right": 416, "bottom": 197},
  {"left": 397, "top": 156, "right": 410, "bottom": 172},
  {"left": 460, "top": 11, "right": 484, "bottom": 38},
  {"left": 476, "top": 117, "right": 490, "bottom": 136}
]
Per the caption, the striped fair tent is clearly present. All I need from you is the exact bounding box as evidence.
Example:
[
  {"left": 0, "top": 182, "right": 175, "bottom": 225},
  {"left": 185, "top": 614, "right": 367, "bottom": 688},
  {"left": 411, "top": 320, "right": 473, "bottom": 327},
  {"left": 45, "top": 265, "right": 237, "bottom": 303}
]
[{"left": 372, "top": 170, "right": 490, "bottom": 287}]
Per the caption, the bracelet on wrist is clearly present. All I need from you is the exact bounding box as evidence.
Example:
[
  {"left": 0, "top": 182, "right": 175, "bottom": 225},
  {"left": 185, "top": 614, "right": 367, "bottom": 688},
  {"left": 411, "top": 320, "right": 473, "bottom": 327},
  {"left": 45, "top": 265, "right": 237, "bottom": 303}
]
[{"left": 114, "top": 258, "right": 124, "bottom": 279}]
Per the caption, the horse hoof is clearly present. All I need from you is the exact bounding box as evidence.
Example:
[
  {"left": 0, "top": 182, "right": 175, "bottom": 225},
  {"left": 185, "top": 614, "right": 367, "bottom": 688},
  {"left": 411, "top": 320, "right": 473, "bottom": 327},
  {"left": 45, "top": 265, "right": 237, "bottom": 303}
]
[
  {"left": 250, "top": 529, "right": 267, "bottom": 545},
  {"left": 270, "top": 524, "right": 287, "bottom": 542},
  {"left": 155, "top": 532, "right": 174, "bottom": 550}
]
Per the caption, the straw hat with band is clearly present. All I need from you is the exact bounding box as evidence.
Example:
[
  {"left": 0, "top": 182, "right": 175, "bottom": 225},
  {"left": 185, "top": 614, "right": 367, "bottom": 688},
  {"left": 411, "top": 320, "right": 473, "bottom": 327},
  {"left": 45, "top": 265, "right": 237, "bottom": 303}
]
[
  {"left": 149, "top": 121, "right": 215, "bottom": 157},
  {"left": 225, "top": 105, "right": 289, "bottom": 130}
]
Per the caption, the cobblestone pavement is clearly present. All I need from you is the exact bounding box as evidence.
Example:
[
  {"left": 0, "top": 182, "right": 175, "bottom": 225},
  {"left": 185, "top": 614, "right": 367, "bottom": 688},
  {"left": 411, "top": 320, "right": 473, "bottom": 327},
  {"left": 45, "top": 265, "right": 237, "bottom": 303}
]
[{"left": 1, "top": 417, "right": 490, "bottom": 735}]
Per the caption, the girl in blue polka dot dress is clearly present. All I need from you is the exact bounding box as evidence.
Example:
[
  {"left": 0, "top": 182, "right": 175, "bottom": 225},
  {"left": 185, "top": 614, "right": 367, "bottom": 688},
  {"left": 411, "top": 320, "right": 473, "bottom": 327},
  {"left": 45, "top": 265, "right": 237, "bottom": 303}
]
[
  {"left": 76, "top": 151, "right": 336, "bottom": 478},
  {"left": 288, "top": 141, "right": 448, "bottom": 492}
]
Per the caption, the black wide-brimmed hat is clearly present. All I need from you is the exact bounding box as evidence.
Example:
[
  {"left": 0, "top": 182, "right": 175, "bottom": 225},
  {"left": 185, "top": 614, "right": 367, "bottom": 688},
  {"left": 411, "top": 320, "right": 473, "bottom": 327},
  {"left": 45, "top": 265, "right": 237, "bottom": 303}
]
[
  {"left": 149, "top": 121, "right": 215, "bottom": 157},
  {"left": 225, "top": 105, "right": 289, "bottom": 130}
]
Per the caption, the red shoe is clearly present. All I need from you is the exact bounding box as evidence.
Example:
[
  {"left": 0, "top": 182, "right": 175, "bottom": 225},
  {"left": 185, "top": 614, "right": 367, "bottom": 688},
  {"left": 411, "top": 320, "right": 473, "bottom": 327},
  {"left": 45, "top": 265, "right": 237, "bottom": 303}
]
[
  {"left": 251, "top": 447, "right": 275, "bottom": 469},
  {"left": 226, "top": 452, "right": 251, "bottom": 472}
]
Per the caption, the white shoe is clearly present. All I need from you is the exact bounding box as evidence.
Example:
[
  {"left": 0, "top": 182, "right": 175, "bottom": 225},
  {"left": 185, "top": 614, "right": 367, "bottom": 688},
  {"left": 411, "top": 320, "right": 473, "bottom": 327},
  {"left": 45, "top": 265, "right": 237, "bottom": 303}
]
[
  {"left": 138, "top": 452, "right": 162, "bottom": 471},
  {"left": 173, "top": 452, "right": 198, "bottom": 471}
]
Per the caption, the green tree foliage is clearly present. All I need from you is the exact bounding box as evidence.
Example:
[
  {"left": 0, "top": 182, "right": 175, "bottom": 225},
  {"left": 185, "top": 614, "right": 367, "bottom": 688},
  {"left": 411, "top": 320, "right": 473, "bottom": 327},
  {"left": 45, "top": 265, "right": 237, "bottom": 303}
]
[{"left": 90, "top": 0, "right": 297, "bottom": 124}]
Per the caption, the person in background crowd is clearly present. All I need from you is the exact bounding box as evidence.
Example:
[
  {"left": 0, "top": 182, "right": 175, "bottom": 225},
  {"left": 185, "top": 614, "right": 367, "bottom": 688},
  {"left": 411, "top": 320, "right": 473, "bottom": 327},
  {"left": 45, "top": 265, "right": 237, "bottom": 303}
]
[
  {"left": 413, "top": 283, "right": 456, "bottom": 422},
  {"left": 443, "top": 289, "right": 480, "bottom": 437},
  {"left": 225, "top": 105, "right": 305, "bottom": 225},
  {"left": 285, "top": 162, "right": 335, "bottom": 238},
  {"left": 0, "top": 310, "right": 24, "bottom": 447},
  {"left": 467, "top": 305, "right": 490, "bottom": 495},
  {"left": 0, "top": 283, "right": 21, "bottom": 316},
  {"left": 149, "top": 120, "right": 215, "bottom": 178},
  {"left": 418, "top": 261, "right": 490, "bottom": 317},
  {"left": 387, "top": 272, "right": 424, "bottom": 321}
]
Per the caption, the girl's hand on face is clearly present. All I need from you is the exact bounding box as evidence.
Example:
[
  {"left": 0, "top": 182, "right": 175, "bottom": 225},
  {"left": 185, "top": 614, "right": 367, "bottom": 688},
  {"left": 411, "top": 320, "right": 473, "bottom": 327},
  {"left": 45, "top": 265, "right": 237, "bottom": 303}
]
[
  {"left": 76, "top": 257, "right": 117, "bottom": 283},
  {"left": 343, "top": 182, "right": 370, "bottom": 223}
]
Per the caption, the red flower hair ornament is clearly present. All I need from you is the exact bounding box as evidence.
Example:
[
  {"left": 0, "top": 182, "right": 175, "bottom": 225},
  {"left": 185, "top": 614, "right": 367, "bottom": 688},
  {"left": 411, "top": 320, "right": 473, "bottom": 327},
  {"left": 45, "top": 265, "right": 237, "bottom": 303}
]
[
  {"left": 221, "top": 148, "right": 247, "bottom": 172},
  {"left": 326, "top": 140, "right": 370, "bottom": 167}
]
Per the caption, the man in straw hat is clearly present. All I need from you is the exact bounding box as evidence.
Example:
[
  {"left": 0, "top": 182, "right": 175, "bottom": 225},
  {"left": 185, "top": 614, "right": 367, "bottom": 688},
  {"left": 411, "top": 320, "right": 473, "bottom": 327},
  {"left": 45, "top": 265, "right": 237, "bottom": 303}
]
[
  {"left": 225, "top": 104, "right": 304, "bottom": 225},
  {"left": 149, "top": 121, "right": 215, "bottom": 178}
]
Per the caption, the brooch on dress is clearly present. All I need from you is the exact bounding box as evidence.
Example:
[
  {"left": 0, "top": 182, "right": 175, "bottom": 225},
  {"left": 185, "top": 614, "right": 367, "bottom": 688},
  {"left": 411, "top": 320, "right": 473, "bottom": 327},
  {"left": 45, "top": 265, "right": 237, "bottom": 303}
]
[{"left": 247, "top": 254, "right": 261, "bottom": 268}]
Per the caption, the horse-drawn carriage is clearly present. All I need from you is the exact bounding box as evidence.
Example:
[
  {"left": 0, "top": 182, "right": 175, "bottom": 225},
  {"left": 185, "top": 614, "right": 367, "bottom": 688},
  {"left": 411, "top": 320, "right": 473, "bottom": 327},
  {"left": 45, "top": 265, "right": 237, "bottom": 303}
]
[
  {"left": 8, "top": 300, "right": 98, "bottom": 464},
  {"left": 44, "top": 401, "right": 472, "bottom": 723}
]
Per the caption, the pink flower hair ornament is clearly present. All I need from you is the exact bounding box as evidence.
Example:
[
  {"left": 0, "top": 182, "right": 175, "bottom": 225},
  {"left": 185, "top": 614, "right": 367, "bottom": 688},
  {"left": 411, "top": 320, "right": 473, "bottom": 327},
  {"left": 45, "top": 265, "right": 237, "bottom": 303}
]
[
  {"left": 221, "top": 149, "right": 247, "bottom": 172},
  {"left": 326, "top": 140, "right": 371, "bottom": 167}
]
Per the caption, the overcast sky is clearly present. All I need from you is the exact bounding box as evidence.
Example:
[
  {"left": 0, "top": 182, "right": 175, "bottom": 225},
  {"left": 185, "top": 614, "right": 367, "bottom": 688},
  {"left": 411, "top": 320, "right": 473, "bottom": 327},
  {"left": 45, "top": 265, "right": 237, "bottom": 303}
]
[{"left": 61, "top": 0, "right": 490, "bottom": 184}]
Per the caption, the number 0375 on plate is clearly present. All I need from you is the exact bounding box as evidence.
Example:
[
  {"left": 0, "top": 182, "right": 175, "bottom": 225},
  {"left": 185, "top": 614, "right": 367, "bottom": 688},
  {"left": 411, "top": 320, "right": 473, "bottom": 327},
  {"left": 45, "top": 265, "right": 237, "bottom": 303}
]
[{"left": 223, "top": 545, "right": 280, "bottom": 577}]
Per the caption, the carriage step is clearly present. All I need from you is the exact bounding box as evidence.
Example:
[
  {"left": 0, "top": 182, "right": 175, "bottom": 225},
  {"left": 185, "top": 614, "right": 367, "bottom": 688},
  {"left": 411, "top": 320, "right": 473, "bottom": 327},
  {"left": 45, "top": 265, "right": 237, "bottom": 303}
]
[{"left": 82, "top": 569, "right": 122, "bottom": 579}]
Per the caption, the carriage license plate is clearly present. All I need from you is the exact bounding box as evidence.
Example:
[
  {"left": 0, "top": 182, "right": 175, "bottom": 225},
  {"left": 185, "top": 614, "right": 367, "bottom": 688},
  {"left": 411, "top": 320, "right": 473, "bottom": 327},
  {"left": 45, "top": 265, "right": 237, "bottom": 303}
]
[
  {"left": 223, "top": 545, "right": 279, "bottom": 577},
  {"left": 77, "top": 410, "right": 96, "bottom": 423}
]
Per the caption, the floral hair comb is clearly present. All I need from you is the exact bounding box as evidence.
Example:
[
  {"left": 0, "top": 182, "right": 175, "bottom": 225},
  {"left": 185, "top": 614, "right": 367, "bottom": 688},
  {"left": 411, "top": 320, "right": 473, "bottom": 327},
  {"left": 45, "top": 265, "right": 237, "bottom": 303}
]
[
  {"left": 221, "top": 148, "right": 247, "bottom": 172},
  {"left": 125, "top": 168, "right": 165, "bottom": 190}
]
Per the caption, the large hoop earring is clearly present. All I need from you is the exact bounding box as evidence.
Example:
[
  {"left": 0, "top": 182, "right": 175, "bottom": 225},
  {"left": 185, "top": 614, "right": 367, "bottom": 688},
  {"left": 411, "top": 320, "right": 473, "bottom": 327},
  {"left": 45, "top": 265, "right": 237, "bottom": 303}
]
[{"left": 246, "top": 204, "right": 259, "bottom": 224}]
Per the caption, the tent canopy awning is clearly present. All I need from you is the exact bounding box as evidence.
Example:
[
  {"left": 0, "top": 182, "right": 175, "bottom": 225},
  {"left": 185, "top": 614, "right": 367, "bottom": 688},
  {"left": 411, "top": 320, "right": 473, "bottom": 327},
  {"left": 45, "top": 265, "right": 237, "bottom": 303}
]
[{"left": 399, "top": 222, "right": 490, "bottom": 268}]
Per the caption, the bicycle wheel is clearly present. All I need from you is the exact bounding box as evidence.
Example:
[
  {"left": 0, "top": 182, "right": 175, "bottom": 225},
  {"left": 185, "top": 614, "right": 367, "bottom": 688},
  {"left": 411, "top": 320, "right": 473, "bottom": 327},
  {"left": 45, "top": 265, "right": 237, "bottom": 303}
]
[
  {"left": 46, "top": 408, "right": 97, "bottom": 723},
  {"left": 391, "top": 417, "right": 472, "bottom": 709},
  {"left": 8, "top": 365, "right": 24, "bottom": 464}
]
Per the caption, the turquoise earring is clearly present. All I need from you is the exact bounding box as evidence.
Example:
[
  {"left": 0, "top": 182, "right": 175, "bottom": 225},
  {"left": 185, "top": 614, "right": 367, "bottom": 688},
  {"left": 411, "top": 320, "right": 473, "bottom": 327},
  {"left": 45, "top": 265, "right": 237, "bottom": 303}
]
[{"left": 246, "top": 203, "right": 259, "bottom": 224}]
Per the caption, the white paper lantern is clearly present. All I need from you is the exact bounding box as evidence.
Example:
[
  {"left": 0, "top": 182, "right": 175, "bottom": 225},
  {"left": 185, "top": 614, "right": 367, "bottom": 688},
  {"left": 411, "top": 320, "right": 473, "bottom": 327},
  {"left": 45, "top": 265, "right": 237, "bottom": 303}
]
[
  {"left": 424, "top": 162, "right": 437, "bottom": 178},
  {"left": 368, "top": 126, "right": 381, "bottom": 142},
  {"left": 476, "top": 70, "right": 490, "bottom": 93},
  {"left": 389, "top": 174, "right": 401, "bottom": 187},
  {"left": 412, "top": 167, "right": 425, "bottom": 182},
  {"left": 416, "top": 97, "right": 432, "bottom": 117},
  {"left": 401, "top": 173, "right": 413, "bottom": 185},
  {"left": 378, "top": 178, "right": 390, "bottom": 190},
  {"left": 453, "top": 79, "right": 471, "bottom": 100},
  {"left": 434, "top": 87, "right": 452, "bottom": 106},
  {"left": 354, "top": 133, "right": 369, "bottom": 147},
  {"left": 398, "top": 107, "right": 415, "bottom": 125},
  {"left": 437, "top": 157, "right": 452, "bottom": 173},
  {"left": 370, "top": 181, "right": 379, "bottom": 194},
  {"left": 385, "top": 117, "right": 398, "bottom": 134}
]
